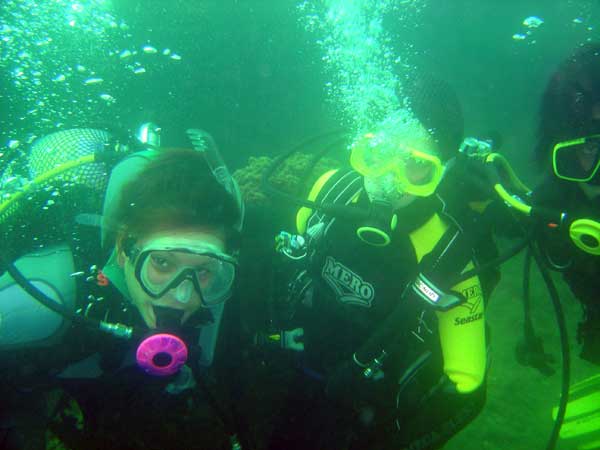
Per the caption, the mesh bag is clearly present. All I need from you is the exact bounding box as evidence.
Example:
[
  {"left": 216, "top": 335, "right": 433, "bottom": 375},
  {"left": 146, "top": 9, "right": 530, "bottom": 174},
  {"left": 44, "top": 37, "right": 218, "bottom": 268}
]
[{"left": 28, "top": 128, "right": 114, "bottom": 192}]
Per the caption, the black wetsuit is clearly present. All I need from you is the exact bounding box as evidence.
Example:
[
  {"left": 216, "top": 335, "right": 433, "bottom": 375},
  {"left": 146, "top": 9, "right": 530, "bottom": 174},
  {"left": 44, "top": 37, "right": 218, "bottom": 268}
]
[
  {"left": 0, "top": 252, "right": 244, "bottom": 450},
  {"left": 268, "top": 167, "right": 497, "bottom": 450},
  {"left": 533, "top": 175, "right": 600, "bottom": 364}
]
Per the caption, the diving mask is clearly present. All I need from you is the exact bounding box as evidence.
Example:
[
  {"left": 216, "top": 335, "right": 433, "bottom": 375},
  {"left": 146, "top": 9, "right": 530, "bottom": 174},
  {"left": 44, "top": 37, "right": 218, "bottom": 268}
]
[
  {"left": 130, "top": 237, "right": 237, "bottom": 308},
  {"left": 553, "top": 135, "right": 600, "bottom": 183},
  {"left": 350, "top": 133, "right": 444, "bottom": 197}
]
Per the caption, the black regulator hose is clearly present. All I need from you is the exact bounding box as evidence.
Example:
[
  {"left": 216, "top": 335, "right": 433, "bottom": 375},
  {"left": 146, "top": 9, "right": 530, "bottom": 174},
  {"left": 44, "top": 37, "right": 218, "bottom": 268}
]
[
  {"left": 515, "top": 248, "right": 556, "bottom": 376},
  {"left": 261, "top": 130, "right": 349, "bottom": 208},
  {"left": 4, "top": 260, "right": 93, "bottom": 327},
  {"left": 262, "top": 141, "right": 384, "bottom": 227},
  {"left": 523, "top": 248, "right": 533, "bottom": 326},
  {"left": 452, "top": 234, "right": 531, "bottom": 286},
  {"left": 529, "top": 243, "right": 570, "bottom": 450}
]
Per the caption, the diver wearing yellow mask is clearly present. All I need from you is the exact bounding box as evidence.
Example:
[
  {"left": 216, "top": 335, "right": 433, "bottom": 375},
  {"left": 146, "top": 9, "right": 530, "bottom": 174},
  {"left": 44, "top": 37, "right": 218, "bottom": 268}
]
[{"left": 267, "top": 78, "right": 499, "bottom": 450}]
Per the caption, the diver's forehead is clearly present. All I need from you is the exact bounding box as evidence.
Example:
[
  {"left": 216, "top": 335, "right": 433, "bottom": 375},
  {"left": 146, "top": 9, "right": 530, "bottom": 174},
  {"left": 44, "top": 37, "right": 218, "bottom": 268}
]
[
  {"left": 149, "top": 250, "right": 216, "bottom": 266},
  {"left": 139, "top": 228, "right": 225, "bottom": 250},
  {"left": 373, "top": 122, "right": 439, "bottom": 156}
]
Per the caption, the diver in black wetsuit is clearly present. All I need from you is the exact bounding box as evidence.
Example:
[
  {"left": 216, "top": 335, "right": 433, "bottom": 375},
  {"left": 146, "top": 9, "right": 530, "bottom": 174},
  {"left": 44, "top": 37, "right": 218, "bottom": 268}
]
[
  {"left": 0, "top": 127, "right": 246, "bottom": 449},
  {"left": 531, "top": 43, "right": 600, "bottom": 365},
  {"left": 264, "top": 78, "right": 501, "bottom": 450}
]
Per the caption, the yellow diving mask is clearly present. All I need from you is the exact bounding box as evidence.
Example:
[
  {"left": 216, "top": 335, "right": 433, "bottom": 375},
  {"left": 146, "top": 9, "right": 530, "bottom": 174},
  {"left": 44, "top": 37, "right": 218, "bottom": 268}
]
[
  {"left": 350, "top": 132, "right": 444, "bottom": 197},
  {"left": 553, "top": 135, "right": 600, "bottom": 183}
]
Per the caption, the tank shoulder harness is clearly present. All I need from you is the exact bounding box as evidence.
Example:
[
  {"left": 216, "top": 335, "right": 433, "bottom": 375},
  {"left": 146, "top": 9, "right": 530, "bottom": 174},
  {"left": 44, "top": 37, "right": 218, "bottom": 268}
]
[
  {"left": 296, "top": 168, "right": 364, "bottom": 235},
  {"left": 295, "top": 165, "right": 489, "bottom": 310}
]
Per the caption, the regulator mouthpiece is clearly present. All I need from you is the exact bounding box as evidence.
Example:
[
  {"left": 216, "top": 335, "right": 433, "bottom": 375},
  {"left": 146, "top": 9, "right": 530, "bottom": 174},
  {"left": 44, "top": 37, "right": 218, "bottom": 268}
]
[{"left": 136, "top": 333, "right": 188, "bottom": 376}]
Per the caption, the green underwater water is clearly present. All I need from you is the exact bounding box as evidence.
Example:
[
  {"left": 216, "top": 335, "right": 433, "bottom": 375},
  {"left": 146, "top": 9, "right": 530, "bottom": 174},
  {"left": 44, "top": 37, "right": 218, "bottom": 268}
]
[
  {"left": 3, "top": 0, "right": 600, "bottom": 169},
  {"left": 2, "top": 1, "right": 600, "bottom": 449},
  {"left": 447, "top": 252, "right": 598, "bottom": 450}
]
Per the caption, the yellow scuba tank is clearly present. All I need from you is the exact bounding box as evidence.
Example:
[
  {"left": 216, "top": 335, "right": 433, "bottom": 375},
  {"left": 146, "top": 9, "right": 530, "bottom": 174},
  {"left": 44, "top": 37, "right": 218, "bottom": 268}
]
[{"left": 409, "top": 213, "right": 486, "bottom": 393}]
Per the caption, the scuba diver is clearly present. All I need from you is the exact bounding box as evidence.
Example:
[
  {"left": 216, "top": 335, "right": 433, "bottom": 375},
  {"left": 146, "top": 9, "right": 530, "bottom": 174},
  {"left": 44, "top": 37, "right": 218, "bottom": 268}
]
[
  {"left": 532, "top": 43, "right": 600, "bottom": 366},
  {"left": 262, "top": 78, "right": 501, "bottom": 450},
  {"left": 0, "top": 125, "right": 247, "bottom": 449},
  {"left": 527, "top": 43, "right": 600, "bottom": 449}
]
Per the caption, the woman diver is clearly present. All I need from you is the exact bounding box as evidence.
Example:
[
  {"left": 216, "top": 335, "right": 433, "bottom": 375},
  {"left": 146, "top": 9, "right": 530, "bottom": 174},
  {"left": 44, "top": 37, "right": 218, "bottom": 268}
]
[
  {"left": 0, "top": 125, "right": 246, "bottom": 449},
  {"left": 264, "top": 77, "right": 501, "bottom": 450},
  {"left": 532, "top": 43, "right": 600, "bottom": 366}
]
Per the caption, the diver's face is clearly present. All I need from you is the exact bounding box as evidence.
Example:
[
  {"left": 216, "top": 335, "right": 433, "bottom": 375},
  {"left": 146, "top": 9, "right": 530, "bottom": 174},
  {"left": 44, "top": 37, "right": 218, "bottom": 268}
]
[
  {"left": 576, "top": 143, "right": 599, "bottom": 173},
  {"left": 363, "top": 156, "right": 441, "bottom": 209},
  {"left": 405, "top": 157, "right": 435, "bottom": 184},
  {"left": 122, "top": 227, "right": 226, "bottom": 329},
  {"left": 364, "top": 174, "right": 416, "bottom": 209},
  {"left": 580, "top": 102, "right": 600, "bottom": 175}
]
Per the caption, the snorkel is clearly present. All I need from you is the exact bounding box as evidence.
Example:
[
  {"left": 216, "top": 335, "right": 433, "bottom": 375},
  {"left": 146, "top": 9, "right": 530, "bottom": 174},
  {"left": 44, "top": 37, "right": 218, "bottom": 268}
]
[
  {"left": 98, "top": 128, "right": 241, "bottom": 377},
  {"left": 186, "top": 128, "right": 245, "bottom": 233},
  {"left": 117, "top": 130, "right": 242, "bottom": 376}
]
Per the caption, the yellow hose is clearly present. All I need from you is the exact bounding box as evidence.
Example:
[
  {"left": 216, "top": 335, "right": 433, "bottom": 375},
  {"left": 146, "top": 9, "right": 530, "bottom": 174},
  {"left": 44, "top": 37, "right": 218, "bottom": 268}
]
[
  {"left": 485, "top": 153, "right": 531, "bottom": 195},
  {"left": 0, "top": 154, "right": 96, "bottom": 220},
  {"left": 477, "top": 152, "right": 533, "bottom": 216},
  {"left": 493, "top": 183, "right": 532, "bottom": 215}
]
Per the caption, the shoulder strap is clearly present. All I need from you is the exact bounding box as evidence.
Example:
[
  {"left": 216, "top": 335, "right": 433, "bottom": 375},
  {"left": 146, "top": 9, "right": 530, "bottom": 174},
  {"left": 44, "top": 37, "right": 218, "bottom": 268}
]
[{"left": 296, "top": 168, "right": 364, "bottom": 234}]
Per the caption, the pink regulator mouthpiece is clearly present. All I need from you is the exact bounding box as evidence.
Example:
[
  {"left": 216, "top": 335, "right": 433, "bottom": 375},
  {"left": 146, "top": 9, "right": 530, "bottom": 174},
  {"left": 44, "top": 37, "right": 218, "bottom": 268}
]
[{"left": 136, "top": 333, "right": 188, "bottom": 376}]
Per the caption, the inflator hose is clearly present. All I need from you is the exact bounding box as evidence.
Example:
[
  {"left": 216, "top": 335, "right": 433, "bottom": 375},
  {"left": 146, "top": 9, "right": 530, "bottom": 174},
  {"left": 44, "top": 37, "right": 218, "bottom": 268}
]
[
  {"left": 261, "top": 131, "right": 348, "bottom": 209},
  {"left": 452, "top": 235, "right": 530, "bottom": 286}
]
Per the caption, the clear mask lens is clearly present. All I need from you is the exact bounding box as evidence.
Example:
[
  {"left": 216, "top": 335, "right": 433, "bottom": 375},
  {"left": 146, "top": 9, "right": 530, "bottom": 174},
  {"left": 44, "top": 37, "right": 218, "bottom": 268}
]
[{"left": 136, "top": 249, "right": 235, "bottom": 306}]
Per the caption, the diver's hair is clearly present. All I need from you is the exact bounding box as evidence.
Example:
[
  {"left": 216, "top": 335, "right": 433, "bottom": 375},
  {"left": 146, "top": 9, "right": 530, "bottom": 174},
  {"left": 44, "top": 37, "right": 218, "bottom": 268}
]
[
  {"left": 113, "top": 148, "right": 240, "bottom": 247},
  {"left": 402, "top": 75, "right": 464, "bottom": 161},
  {"left": 535, "top": 43, "right": 600, "bottom": 166}
]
